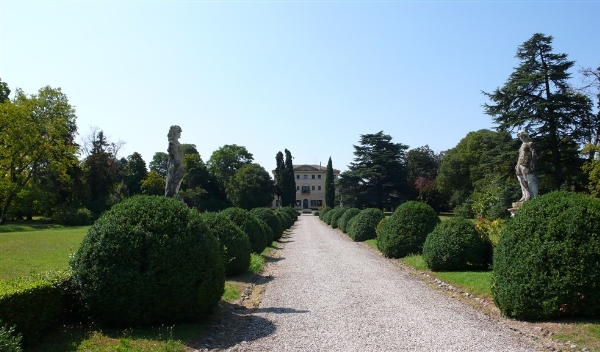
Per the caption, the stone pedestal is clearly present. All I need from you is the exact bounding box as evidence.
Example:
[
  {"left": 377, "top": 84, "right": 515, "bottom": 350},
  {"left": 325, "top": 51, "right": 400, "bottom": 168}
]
[{"left": 508, "top": 201, "right": 524, "bottom": 217}]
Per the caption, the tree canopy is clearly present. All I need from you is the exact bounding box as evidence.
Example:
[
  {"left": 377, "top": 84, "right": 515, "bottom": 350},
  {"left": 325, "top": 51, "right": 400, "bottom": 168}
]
[
  {"left": 338, "top": 131, "right": 409, "bottom": 210},
  {"left": 225, "top": 163, "right": 275, "bottom": 210}
]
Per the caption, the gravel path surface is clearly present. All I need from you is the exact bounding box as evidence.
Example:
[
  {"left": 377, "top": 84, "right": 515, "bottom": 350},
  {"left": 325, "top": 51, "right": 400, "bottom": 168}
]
[{"left": 207, "top": 214, "right": 541, "bottom": 351}]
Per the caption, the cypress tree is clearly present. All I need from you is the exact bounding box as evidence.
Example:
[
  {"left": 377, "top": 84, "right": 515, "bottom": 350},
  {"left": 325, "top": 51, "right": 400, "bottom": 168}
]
[
  {"left": 283, "top": 149, "right": 296, "bottom": 208},
  {"left": 325, "top": 157, "right": 335, "bottom": 207}
]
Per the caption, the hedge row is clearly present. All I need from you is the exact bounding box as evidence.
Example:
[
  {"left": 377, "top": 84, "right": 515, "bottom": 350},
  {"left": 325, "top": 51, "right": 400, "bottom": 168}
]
[{"left": 2, "top": 196, "right": 299, "bottom": 347}]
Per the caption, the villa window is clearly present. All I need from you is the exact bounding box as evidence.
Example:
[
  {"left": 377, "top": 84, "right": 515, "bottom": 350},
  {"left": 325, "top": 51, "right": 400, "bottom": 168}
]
[
  {"left": 302, "top": 185, "right": 310, "bottom": 194},
  {"left": 318, "top": 175, "right": 321, "bottom": 179},
  {"left": 296, "top": 175, "right": 300, "bottom": 179},
  {"left": 312, "top": 175, "right": 315, "bottom": 179},
  {"left": 304, "top": 175, "right": 308, "bottom": 179}
]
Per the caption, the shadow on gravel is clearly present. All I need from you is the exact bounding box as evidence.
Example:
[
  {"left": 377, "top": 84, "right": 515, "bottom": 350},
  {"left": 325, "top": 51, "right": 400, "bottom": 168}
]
[
  {"left": 190, "top": 302, "right": 277, "bottom": 350},
  {"left": 253, "top": 307, "right": 309, "bottom": 314},
  {"left": 277, "top": 238, "right": 295, "bottom": 244},
  {"left": 265, "top": 256, "right": 284, "bottom": 263}
]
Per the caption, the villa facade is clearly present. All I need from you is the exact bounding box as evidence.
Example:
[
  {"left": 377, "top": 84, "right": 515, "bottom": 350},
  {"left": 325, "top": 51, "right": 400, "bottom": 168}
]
[{"left": 272, "top": 164, "right": 340, "bottom": 211}]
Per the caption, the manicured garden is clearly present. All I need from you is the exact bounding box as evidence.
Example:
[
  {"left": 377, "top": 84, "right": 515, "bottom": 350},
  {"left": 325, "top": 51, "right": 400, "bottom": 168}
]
[
  {"left": 0, "top": 197, "right": 295, "bottom": 351},
  {"left": 321, "top": 193, "right": 600, "bottom": 351}
]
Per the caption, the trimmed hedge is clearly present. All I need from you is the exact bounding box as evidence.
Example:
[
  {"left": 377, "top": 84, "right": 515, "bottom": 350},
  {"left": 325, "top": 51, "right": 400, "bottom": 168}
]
[
  {"left": 70, "top": 195, "right": 225, "bottom": 326},
  {"left": 319, "top": 206, "right": 332, "bottom": 221},
  {"left": 251, "top": 207, "right": 283, "bottom": 241},
  {"left": 422, "top": 217, "right": 492, "bottom": 271},
  {"left": 492, "top": 191, "right": 600, "bottom": 320},
  {"left": 276, "top": 210, "right": 293, "bottom": 230},
  {"left": 376, "top": 201, "right": 440, "bottom": 258},
  {"left": 348, "top": 208, "right": 384, "bottom": 242},
  {"left": 338, "top": 208, "right": 360, "bottom": 233},
  {"left": 281, "top": 206, "right": 298, "bottom": 222},
  {"left": 221, "top": 207, "right": 268, "bottom": 254},
  {"left": 0, "top": 270, "right": 72, "bottom": 346},
  {"left": 330, "top": 208, "right": 348, "bottom": 229},
  {"left": 200, "top": 212, "right": 251, "bottom": 276}
]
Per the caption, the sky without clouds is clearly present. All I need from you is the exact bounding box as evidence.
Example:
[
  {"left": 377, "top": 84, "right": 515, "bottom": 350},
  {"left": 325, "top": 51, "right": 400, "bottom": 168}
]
[{"left": 1, "top": 1, "right": 599, "bottom": 173}]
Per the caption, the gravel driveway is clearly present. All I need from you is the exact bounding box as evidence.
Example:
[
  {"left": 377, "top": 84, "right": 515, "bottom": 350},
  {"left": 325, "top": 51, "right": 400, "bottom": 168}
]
[{"left": 205, "top": 214, "right": 541, "bottom": 351}]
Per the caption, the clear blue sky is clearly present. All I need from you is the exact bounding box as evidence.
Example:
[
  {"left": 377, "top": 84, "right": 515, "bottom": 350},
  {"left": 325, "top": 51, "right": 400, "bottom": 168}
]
[{"left": 2, "top": 1, "right": 599, "bottom": 173}]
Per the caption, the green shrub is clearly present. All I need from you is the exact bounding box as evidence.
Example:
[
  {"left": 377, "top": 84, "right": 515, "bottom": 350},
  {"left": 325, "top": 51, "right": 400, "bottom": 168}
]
[
  {"left": 492, "top": 191, "right": 600, "bottom": 320},
  {"left": 453, "top": 200, "right": 474, "bottom": 219},
  {"left": 348, "top": 208, "right": 384, "bottom": 242},
  {"left": 0, "top": 270, "right": 72, "bottom": 346},
  {"left": 70, "top": 195, "right": 225, "bottom": 326},
  {"left": 221, "top": 207, "right": 268, "bottom": 254},
  {"left": 257, "top": 219, "right": 274, "bottom": 246},
  {"left": 281, "top": 206, "right": 298, "bottom": 222},
  {"left": 376, "top": 201, "right": 440, "bottom": 258},
  {"left": 51, "top": 205, "right": 94, "bottom": 226},
  {"left": 323, "top": 207, "right": 337, "bottom": 225},
  {"left": 251, "top": 208, "right": 283, "bottom": 241},
  {"left": 330, "top": 208, "right": 348, "bottom": 229},
  {"left": 346, "top": 214, "right": 359, "bottom": 236},
  {"left": 422, "top": 217, "right": 492, "bottom": 271},
  {"left": 0, "top": 320, "right": 22, "bottom": 352},
  {"left": 274, "top": 210, "right": 292, "bottom": 235},
  {"left": 319, "top": 206, "right": 332, "bottom": 221},
  {"left": 338, "top": 208, "right": 360, "bottom": 233},
  {"left": 200, "top": 212, "right": 251, "bottom": 276}
]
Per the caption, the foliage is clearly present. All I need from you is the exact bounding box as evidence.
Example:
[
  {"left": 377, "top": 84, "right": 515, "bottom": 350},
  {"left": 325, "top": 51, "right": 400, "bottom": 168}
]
[
  {"left": 323, "top": 207, "right": 337, "bottom": 225},
  {"left": 406, "top": 145, "right": 447, "bottom": 211},
  {"left": 474, "top": 217, "right": 505, "bottom": 246},
  {"left": 348, "top": 208, "right": 384, "bottom": 242},
  {"left": 70, "top": 195, "right": 225, "bottom": 326},
  {"left": 483, "top": 33, "right": 592, "bottom": 191},
  {"left": 437, "top": 129, "right": 518, "bottom": 210},
  {"left": 200, "top": 212, "right": 251, "bottom": 276},
  {"left": 0, "top": 86, "right": 79, "bottom": 223},
  {"left": 0, "top": 319, "right": 22, "bottom": 352},
  {"left": 123, "top": 152, "right": 148, "bottom": 196},
  {"left": 207, "top": 144, "right": 254, "bottom": 187},
  {"left": 282, "top": 149, "right": 296, "bottom": 208},
  {"left": 319, "top": 206, "right": 332, "bottom": 221},
  {"left": 0, "top": 78, "right": 10, "bottom": 103},
  {"left": 248, "top": 253, "right": 266, "bottom": 274},
  {"left": 330, "top": 207, "right": 348, "bottom": 229},
  {"left": 281, "top": 206, "right": 298, "bottom": 223},
  {"left": 338, "top": 131, "right": 409, "bottom": 210},
  {"left": 0, "top": 270, "right": 72, "bottom": 345},
  {"left": 149, "top": 152, "right": 168, "bottom": 179},
  {"left": 50, "top": 206, "right": 93, "bottom": 226},
  {"left": 492, "top": 191, "right": 600, "bottom": 320},
  {"left": 325, "top": 157, "right": 335, "bottom": 207},
  {"left": 220, "top": 207, "right": 267, "bottom": 254},
  {"left": 338, "top": 207, "right": 360, "bottom": 233},
  {"left": 423, "top": 217, "right": 492, "bottom": 271},
  {"left": 376, "top": 201, "right": 440, "bottom": 258},
  {"left": 180, "top": 153, "right": 229, "bottom": 212},
  {"left": 453, "top": 200, "right": 474, "bottom": 219},
  {"left": 274, "top": 151, "right": 285, "bottom": 207},
  {"left": 470, "top": 176, "right": 520, "bottom": 219},
  {"left": 276, "top": 210, "right": 293, "bottom": 229},
  {"left": 141, "top": 170, "right": 166, "bottom": 196},
  {"left": 251, "top": 207, "right": 283, "bottom": 241},
  {"left": 256, "top": 218, "right": 274, "bottom": 246},
  {"left": 226, "top": 164, "right": 275, "bottom": 210}
]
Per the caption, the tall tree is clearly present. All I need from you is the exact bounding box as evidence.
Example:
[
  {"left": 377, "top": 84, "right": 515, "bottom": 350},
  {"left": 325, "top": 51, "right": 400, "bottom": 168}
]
[
  {"left": 338, "top": 131, "right": 409, "bottom": 210},
  {"left": 282, "top": 149, "right": 296, "bottom": 208},
  {"left": 274, "top": 151, "right": 285, "bottom": 208},
  {"left": 123, "top": 152, "right": 148, "bottom": 195},
  {"left": 483, "top": 33, "right": 592, "bottom": 189},
  {"left": 325, "top": 157, "right": 335, "bottom": 207},
  {"left": 207, "top": 144, "right": 254, "bottom": 185},
  {"left": 0, "top": 78, "right": 10, "bottom": 103},
  {"left": 0, "top": 86, "right": 78, "bottom": 223},
  {"left": 225, "top": 163, "right": 275, "bottom": 210},
  {"left": 141, "top": 171, "right": 166, "bottom": 196},
  {"left": 406, "top": 145, "right": 445, "bottom": 210},
  {"left": 149, "top": 152, "right": 168, "bottom": 178},
  {"left": 180, "top": 152, "right": 229, "bottom": 211}
]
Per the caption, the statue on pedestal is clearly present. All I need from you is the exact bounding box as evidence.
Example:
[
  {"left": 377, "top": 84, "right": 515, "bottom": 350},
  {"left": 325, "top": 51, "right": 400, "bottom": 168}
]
[
  {"left": 509, "top": 130, "right": 538, "bottom": 216},
  {"left": 165, "top": 125, "right": 185, "bottom": 197}
]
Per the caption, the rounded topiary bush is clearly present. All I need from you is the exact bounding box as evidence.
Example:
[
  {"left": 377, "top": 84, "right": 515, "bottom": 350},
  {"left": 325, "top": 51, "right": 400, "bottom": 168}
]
[
  {"left": 281, "top": 206, "right": 298, "bottom": 222},
  {"left": 492, "top": 191, "right": 600, "bottom": 320},
  {"left": 348, "top": 208, "right": 384, "bottom": 242},
  {"left": 422, "top": 217, "right": 492, "bottom": 271},
  {"left": 251, "top": 207, "right": 283, "bottom": 241},
  {"left": 338, "top": 207, "right": 360, "bottom": 233},
  {"left": 257, "top": 218, "right": 274, "bottom": 246},
  {"left": 276, "top": 210, "right": 292, "bottom": 230},
  {"left": 70, "top": 196, "right": 225, "bottom": 326},
  {"left": 220, "top": 207, "right": 267, "bottom": 254},
  {"left": 330, "top": 208, "right": 348, "bottom": 229},
  {"left": 323, "top": 207, "right": 338, "bottom": 225},
  {"left": 376, "top": 201, "right": 440, "bottom": 258},
  {"left": 319, "top": 206, "right": 332, "bottom": 221},
  {"left": 200, "top": 212, "right": 251, "bottom": 276}
]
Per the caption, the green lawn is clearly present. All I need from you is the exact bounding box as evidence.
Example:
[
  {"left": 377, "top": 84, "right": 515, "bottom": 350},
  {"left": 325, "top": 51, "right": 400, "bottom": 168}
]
[{"left": 0, "top": 226, "right": 88, "bottom": 280}]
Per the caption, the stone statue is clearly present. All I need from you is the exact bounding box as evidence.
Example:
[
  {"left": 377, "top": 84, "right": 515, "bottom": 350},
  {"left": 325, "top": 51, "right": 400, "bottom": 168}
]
[
  {"left": 515, "top": 130, "right": 538, "bottom": 202},
  {"left": 165, "top": 125, "right": 185, "bottom": 197}
]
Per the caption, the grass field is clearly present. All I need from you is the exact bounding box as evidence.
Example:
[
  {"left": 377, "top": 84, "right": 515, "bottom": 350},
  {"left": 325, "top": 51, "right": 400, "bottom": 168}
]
[{"left": 0, "top": 225, "right": 88, "bottom": 280}]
